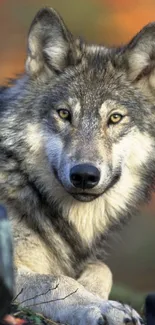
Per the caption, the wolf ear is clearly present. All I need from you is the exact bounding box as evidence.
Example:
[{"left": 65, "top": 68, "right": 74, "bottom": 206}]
[
  {"left": 26, "top": 7, "right": 81, "bottom": 79},
  {"left": 124, "top": 23, "right": 155, "bottom": 96}
]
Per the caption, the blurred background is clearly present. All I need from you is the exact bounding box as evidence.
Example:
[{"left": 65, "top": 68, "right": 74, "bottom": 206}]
[{"left": 0, "top": 0, "right": 155, "bottom": 312}]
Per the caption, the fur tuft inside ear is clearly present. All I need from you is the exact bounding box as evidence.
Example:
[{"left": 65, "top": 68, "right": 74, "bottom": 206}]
[
  {"left": 26, "top": 7, "right": 82, "bottom": 79},
  {"left": 125, "top": 23, "right": 155, "bottom": 96}
]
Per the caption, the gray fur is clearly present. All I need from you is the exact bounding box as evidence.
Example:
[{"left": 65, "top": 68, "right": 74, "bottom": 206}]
[{"left": 0, "top": 6, "right": 155, "bottom": 325}]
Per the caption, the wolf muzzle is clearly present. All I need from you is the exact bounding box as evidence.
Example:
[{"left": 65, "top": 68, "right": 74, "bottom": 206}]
[{"left": 70, "top": 164, "right": 100, "bottom": 190}]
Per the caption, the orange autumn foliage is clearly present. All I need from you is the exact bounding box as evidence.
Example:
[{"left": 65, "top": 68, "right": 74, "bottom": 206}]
[{"left": 96, "top": 0, "right": 155, "bottom": 44}]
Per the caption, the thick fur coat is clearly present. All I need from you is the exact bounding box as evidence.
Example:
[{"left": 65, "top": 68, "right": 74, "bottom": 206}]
[{"left": 0, "top": 7, "right": 155, "bottom": 325}]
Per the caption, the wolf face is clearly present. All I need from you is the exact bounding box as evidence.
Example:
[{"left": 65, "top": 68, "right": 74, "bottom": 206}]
[
  {"left": 44, "top": 75, "right": 153, "bottom": 203},
  {"left": 21, "top": 8, "right": 155, "bottom": 206},
  {"left": 1, "top": 8, "right": 155, "bottom": 238}
]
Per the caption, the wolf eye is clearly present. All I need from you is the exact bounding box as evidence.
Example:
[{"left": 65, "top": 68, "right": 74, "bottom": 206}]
[
  {"left": 108, "top": 113, "right": 123, "bottom": 125},
  {"left": 58, "top": 109, "right": 71, "bottom": 121}
]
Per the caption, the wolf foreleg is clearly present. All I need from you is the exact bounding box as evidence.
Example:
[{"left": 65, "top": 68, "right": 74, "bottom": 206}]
[
  {"left": 78, "top": 262, "right": 112, "bottom": 300},
  {"left": 15, "top": 268, "right": 143, "bottom": 325}
]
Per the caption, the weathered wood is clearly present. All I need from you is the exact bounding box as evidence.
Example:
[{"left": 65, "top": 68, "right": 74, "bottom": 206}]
[
  {"left": 0, "top": 205, "right": 14, "bottom": 319},
  {"left": 145, "top": 293, "right": 155, "bottom": 325}
]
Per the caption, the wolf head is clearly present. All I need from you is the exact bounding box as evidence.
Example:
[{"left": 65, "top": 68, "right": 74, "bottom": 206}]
[{"left": 1, "top": 8, "right": 155, "bottom": 233}]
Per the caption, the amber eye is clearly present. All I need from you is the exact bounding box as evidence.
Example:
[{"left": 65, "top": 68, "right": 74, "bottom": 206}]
[
  {"left": 108, "top": 113, "right": 123, "bottom": 125},
  {"left": 58, "top": 109, "right": 71, "bottom": 121}
]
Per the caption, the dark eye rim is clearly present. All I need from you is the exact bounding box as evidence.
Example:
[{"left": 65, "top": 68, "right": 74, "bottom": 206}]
[
  {"left": 108, "top": 113, "right": 123, "bottom": 126},
  {"left": 57, "top": 109, "right": 71, "bottom": 121}
]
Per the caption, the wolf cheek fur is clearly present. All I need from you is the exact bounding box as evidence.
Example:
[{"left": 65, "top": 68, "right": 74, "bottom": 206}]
[{"left": 0, "top": 6, "right": 155, "bottom": 325}]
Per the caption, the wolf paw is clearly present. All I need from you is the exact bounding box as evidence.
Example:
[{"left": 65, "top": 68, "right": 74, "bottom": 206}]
[
  {"left": 76, "top": 306, "right": 106, "bottom": 325},
  {"left": 67, "top": 302, "right": 144, "bottom": 325},
  {"left": 101, "top": 301, "right": 144, "bottom": 325}
]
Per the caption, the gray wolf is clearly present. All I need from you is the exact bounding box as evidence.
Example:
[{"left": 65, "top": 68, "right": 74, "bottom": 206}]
[{"left": 0, "top": 6, "right": 155, "bottom": 325}]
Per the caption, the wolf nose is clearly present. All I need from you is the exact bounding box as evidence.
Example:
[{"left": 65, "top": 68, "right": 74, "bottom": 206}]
[{"left": 70, "top": 164, "right": 100, "bottom": 189}]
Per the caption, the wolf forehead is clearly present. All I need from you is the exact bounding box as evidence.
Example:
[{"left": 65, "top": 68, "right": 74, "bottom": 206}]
[
  {"left": 34, "top": 46, "right": 148, "bottom": 119},
  {"left": 40, "top": 52, "right": 142, "bottom": 104},
  {"left": 40, "top": 66, "right": 147, "bottom": 123},
  {"left": 4, "top": 6, "right": 155, "bottom": 128}
]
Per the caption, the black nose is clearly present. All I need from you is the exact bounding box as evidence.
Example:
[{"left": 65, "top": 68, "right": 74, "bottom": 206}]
[{"left": 70, "top": 164, "right": 100, "bottom": 190}]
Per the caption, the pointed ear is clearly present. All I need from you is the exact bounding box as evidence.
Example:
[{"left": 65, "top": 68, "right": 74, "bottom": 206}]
[
  {"left": 124, "top": 23, "right": 155, "bottom": 97},
  {"left": 26, "top": 7, "right": 82, "bottom": 79}
]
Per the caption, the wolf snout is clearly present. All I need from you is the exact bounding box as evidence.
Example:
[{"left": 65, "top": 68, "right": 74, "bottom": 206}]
[{"left": 70, "top": 164, "right": 100, "bottom": 189}]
